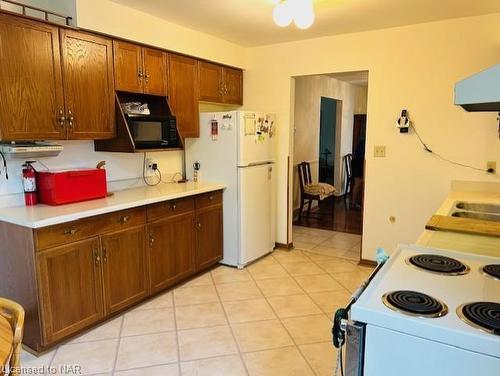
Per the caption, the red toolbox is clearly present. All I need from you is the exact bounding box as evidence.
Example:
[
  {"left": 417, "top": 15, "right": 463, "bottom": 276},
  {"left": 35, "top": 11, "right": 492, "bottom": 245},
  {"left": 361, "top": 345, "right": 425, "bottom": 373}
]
[{"left": 37, "top": 168, "right": 107, "bottom": 205}]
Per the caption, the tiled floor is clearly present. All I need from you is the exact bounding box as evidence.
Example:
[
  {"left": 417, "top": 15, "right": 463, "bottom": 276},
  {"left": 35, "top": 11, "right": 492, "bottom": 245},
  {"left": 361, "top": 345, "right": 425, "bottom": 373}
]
[
  {"left": 292, "top": 225, "right": 362, "bottom": 261},
  {"left": 21, "top": 226, "right": 373, "bottom": 376}
]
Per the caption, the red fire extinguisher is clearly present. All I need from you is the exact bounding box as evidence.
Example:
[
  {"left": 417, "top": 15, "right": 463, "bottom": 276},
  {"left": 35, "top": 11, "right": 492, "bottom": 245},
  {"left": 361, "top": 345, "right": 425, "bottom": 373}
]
[{"left": 22, "top": 161, "right": 37, "bottom": 206}]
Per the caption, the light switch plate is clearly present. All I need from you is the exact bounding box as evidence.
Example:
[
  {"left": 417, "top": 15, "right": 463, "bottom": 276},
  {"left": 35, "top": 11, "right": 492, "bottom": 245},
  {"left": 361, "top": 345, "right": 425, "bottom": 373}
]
[{"left": 374, "top": 145, "right": 386, "bottom": 158}]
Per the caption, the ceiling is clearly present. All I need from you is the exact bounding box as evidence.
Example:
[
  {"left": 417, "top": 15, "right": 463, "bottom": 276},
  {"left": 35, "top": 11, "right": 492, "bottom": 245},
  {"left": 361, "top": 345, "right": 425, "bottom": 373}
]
[
  {"left": 329, "top": 71, "right": 369, "bottom": 86},
  {"left": 110, "top": 0, "right": 500, "bottom": 47}
]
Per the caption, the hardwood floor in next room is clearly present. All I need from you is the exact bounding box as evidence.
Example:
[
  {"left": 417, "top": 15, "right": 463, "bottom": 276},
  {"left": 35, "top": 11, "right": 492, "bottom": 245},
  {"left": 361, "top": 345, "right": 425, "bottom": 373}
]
[{"left": 20, "top": 246, "right": 374, "bottom": 376}]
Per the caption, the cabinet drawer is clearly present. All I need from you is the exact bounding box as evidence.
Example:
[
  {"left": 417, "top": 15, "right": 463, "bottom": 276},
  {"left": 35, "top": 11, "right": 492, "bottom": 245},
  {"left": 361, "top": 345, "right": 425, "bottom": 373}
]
[
  {"left": 195, "top": 191, "right": 222, "bottom": 209},
  {"left": 147, "top": 197, "right": 195, "bottom": 222},
  {"left": 35, "top": 207, "right": 146, "bottom": 250},
  {"left": 99, "top": 207, "right": 146, "bottom": 234}
]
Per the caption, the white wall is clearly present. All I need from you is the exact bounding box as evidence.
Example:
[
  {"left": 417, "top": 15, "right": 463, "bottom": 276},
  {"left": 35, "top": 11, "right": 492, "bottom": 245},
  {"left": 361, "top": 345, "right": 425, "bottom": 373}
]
[
  {"left": 292, "top": 74, "right": 368, "bottom": 211},
  {"left": 243, "top": 13, "right": 500, "bottom": 258}
]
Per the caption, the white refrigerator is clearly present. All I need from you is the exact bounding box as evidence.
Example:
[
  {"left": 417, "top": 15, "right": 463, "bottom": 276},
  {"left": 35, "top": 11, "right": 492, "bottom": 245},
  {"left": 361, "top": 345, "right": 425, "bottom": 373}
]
[{"left": 185, "top": 111, "right": 276, "bottom": 268}]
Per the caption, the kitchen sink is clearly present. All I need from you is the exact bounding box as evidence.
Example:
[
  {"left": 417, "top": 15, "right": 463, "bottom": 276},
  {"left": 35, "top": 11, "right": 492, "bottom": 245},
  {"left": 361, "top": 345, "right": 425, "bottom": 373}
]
[
  {"left": 451, "top": 211, "right": 500, "bottom": 222},
  {"left": 455, "top": 202, "right": 500, "bottom": 214}
]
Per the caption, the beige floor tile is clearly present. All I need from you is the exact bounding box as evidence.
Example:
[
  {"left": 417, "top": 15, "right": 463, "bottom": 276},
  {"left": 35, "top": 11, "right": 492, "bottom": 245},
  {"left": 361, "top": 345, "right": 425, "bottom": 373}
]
[
  {"left": 69, "top": 316, "right": 122, "bottom": 344},
  {"left": 223, "top": 298, "right": 276, "bottom": 323},
  {"left": 308, "top": 290, "right": 352, "bottom": 316},
  {"left": 121, "top": 308, "right": 175, "bottom": 337},
  {"left": 243, "top": 346, "right": 314, "bottom": 376},
  {"left": 251, "top": 254, "right": 279, "bottom": 265},
  {"left": 115, "top": 364, "right": 180, "bottom": 376},
  {"left": 181, "top": 354, "right": 247, "bottom": 376},
  {"left": 179, "top": 273, "right": 214, "bottom": 289},
  {"left": 255, "top": 277, "right": 304, "bottom": 297},
  {"left": 115, "top": 332, "right": 178, "bottom": 371},
  {"left": 302, "top": 251, "right": 338, "bottom": 262},
  {"left": 292, "top": 240, "right": 318, "bottom": 250},
  {"left": 272, "top": 249, "right": 309, "bottom": 264},
  {"left": 175, "top": 302, "right": 227, "bottom": 330},
  {"left": 211, "top": 266, "right": 252, "bottom": 284},
  {"left": 310, "top": 245, "right": 349, "bottom": 258},
  {"left": 247, "top": 263, "right": 288, "bottom": 280},
  {"left": 135, "top": 291, "right": 173, "bottom": 310},
  {"left": 294, "top": 233, "right": 330, "bottom": 244},
  {"left": 21, "top": 349, "right": 55, "bottom": 371},
  {"left": 281, "top": 262, "right": 323, "bottom": 276},
  {"left": 292, "top": 225, "right": 309, "bottom": 235},
  {"left": 293, "top": 274, "right": 345, "bottom": 293},
  {"left": 341, "top": 249, "right": 360, "bottom": 261},
  {"left": 319, "top": 258, "right": 359, "bottom": 274},
  {"left": 322, "top": 234, "right": 360, "bottom": 249},
  {"left": 178, "top": 325, "right": 238, "bottom": 361},
  {"left": 281, "top": 314, "right": 332, "bottom": 344},
  {"left": 331, "top": 271, "right": 369, "bottom": 290},
  {"left": 51, "top": 339, "right": 118, "bottom": 375},
  {"left": 232, "top": 319, "right": 293, "bottom": 352},
  {"left": 299, "top": 342, "right": 337, "bottom": 376},
  {"left": 216, "top": 280, "right": 263, "bottom": 301},
  {"left": 174, "top": 285, "right": 219, "bottom": 306},
  {"left": 267, "top": 295, "right": 321, "bottom": 318}
]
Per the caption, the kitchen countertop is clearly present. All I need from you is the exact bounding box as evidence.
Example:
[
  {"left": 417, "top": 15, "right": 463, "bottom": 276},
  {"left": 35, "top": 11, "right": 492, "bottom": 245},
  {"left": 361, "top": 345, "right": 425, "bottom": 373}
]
[
  {"left": 416, "top": 181, "right": 500, "bottom": 257},
  {"left": 0, "top": 181, "right": 226, "bottom": 229}
]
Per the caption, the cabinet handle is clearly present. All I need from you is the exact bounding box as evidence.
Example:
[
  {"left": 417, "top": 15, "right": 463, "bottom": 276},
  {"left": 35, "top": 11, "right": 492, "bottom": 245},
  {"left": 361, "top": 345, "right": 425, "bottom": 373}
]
[
  {"left": 57, "top": 109, "right": 65, "bottom": 128},
  {"left": 94, "top": 249, "right": 101, "bottom": 265},
  {"left": 149, "top": 234, "right": 155, "bottom": 247},
  {"left": 64, "top": 227, "right": 77, "bottom": 235},
  {"left": 102, "top": 248, "right": 107, "bottom": 263},
  {"left": 67, "top": 110, "right": 74, "bottom": 128},
  {"left": 170, "top": 203, "right": 177, "bottom": 211},
  {"left": 119, "top": 215, "right": 130, "bottom": 223},
  {"left": 209, "top": 195, "right": 214, "bottom": 201},
  {"left": 138, "top": 69, "right": 143, "bottom": 78},
  {"left": 196, "top": 222, "right": 202, "bottom": 230}
]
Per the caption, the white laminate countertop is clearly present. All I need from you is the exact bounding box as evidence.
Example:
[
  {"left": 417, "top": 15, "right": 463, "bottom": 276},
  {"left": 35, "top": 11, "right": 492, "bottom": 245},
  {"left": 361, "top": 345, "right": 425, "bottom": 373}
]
[
  {"left": 0, "top": 182, "right": 226, "bottom": 229},
  {"left": 416, "top": 180, "right": 500, "bottom": 257}
]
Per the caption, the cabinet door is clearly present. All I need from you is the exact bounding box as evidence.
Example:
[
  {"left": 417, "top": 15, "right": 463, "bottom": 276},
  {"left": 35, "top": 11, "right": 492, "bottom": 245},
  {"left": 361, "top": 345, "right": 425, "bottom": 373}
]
[
  {"left": 143, "top": 48, "right": 167, "bottom": 96},
  {"left": 223, "top": 67, "right": 243, "bottom": 105},
  {"left": 148, "top": 212, "right": 196, "bottom": 293},
  {"left": 196, "top": 204, "right": 223, "bottom": 270},
  {"left": 37, "top": 238, "right": 104, "bottom": 343},
  {"left": 101, "top": 226, "right": 149, "bottom": 315},
  {"left": 61, "top": 30, "right": 115, "bottom": 140},
  {"left": 0, "top": 14, "right": 65, "bottom": 140},
  {"left": 168, "top": 54, "right": 199, "bottom": 138},
  {"left": 113, "top": 41, "right": 143, "bottom": 93},
  {"left": 199, "top": 61, "right": 223, "bottom": 103}
]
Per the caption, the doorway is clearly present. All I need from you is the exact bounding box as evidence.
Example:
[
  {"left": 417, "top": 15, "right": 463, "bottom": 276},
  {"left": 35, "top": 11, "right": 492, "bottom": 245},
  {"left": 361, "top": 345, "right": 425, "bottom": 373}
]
[
  {"left": 319, "top": 97, "right": 336, "bottom": 186},
  {"left": 291, "top": 71, "right": 368, "bottom": 262}
]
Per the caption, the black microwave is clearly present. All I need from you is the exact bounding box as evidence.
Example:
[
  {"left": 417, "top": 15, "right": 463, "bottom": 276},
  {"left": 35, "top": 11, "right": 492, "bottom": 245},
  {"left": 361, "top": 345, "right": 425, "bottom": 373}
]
[{"left": 127, "top": 115, "right": 179, "bottom": 149}]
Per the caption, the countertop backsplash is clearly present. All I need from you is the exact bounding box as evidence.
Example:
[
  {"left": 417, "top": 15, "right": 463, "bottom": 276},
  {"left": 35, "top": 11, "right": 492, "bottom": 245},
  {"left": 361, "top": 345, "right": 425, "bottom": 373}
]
[{"left": 0, "top": 140, "right": 184, "bottom": 207}]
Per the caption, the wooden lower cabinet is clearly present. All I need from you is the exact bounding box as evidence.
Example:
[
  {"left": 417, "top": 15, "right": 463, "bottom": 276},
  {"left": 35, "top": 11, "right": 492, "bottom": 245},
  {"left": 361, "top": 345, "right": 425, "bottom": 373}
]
[
  {"left": 196, "top": 204, "right": 223, "bottom": 270},
  {"left": 36, "top": 237, "right": 104, "bottom": 344},
  {"left": 149, "top": 211, "right": 196, "bottom": 293},
  {"left": 100, "top": 225, "right": 149, "bottom": 314},
  {"left": 1, "top": 191, "right": 223, "bottom": 352}
]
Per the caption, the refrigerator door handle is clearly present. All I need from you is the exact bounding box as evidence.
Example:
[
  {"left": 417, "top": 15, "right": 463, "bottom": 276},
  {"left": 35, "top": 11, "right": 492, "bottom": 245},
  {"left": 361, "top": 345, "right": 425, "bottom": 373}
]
[{"left": 244, "top": 161, "right": 274, "bottom": 167}]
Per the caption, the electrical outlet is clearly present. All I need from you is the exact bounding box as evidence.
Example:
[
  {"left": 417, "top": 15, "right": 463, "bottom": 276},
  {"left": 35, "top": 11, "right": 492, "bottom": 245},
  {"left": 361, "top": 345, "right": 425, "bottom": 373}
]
[
  {"left": 145, "top": 158, "right": 157, "bottom": 171},
  {"left": 486, "top": 161, "right": 496, "bottom": 174},
  {"left": 374, "top": 145, "right": 386, "bottom": 158}
]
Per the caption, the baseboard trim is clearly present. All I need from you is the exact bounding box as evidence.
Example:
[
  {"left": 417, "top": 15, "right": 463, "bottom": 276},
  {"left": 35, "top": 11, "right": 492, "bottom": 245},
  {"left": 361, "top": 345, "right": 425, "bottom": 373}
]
[
  {"left": 359, "top": 258, "right": 377, "bottom": 267},
  {"left": 275, "top": 242, "right": 294, "bottom": 249}
]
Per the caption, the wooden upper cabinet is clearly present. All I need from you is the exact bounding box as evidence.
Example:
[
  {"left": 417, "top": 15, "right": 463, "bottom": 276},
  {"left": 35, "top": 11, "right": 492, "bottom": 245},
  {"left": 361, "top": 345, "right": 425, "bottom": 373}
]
[
  {"left": 168, "top": 54, "right": 200, "bottom": 138},
  {"left": 61, "top": 30, "right": 115, "bottom": 140},
  {"left": 199, "top": 62, "right": 223, "bottom": 103},
  {"left": 113, "top": 41, "right": 143, "bottom": 93},
  {"left": 100, "top": 225, "right": 149, "bottom": 315},
  {"left": 113, "top": 42, "right": 167, "bottom": 96},
  {"left": 198, "top": 62, "right": 243, "bottom": 105},
  {"left": 36, "top": 237, "right": 104, "bottom": 343},
  {"left": 223, "top": 67, "right": 243, "bottom": 105},
  {"left": 0, "top": 14, "right": 65, "bottom": 140},
  {"left": 143, "top": 48, "right": 167, "bottom": 95}
]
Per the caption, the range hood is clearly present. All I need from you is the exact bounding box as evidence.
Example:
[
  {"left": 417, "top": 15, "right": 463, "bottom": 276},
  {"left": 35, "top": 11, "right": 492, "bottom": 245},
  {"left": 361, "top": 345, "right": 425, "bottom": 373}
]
[{"left": 454, "top": 64, "right": 500, "bottom": 112}]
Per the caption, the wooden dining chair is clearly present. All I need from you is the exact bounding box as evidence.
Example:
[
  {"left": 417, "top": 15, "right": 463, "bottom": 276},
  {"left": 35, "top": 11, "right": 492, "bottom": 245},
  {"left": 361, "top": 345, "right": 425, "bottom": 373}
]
[
  {"left": 343, "top": 154, "right": 354, "bottom": 204},
  {"left": 0, "top": 298, "right": 25, "bottom": 375},
  {"left": 297, "top": 161, "right": 335, "bottom": 217}
]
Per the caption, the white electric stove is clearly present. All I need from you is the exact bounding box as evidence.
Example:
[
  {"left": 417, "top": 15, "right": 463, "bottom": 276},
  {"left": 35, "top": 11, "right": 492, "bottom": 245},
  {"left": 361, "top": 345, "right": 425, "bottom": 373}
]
[{"left": 345, "top": 244, "right": 500, "bottom": 376}]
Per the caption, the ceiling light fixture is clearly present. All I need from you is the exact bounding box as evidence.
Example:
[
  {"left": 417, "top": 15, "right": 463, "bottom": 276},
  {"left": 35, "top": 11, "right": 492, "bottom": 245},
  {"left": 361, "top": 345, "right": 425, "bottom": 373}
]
[{"left": 272, "top": 0, "right": 315, "bottom": 29}]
